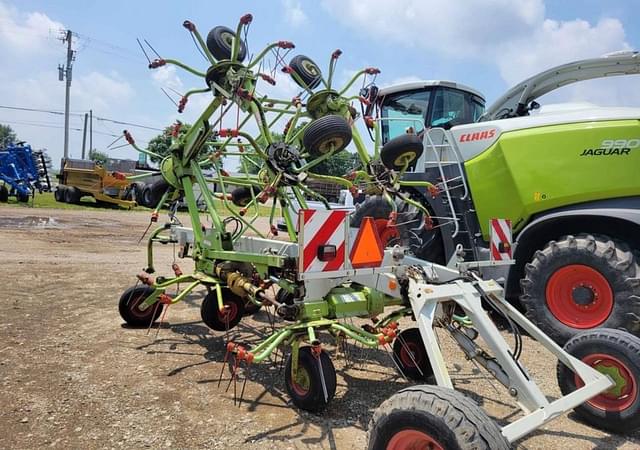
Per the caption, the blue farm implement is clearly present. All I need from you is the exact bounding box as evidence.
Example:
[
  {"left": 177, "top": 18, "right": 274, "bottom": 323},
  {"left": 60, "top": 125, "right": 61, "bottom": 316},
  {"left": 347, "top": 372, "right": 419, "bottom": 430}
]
[{"left": 0, "top": 142, "right": 51, "bottom": 203}]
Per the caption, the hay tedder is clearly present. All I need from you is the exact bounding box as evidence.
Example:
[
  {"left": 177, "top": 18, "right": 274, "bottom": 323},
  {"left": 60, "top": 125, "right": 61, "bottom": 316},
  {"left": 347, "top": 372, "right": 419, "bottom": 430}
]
[{"left": 118, "top": 14, "right": 640, "bottom": 449}]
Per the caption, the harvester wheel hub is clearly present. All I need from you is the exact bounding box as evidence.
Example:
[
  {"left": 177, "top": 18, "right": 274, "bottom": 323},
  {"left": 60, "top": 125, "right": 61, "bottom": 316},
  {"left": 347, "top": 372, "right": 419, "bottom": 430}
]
[{"left": 546, "top": 264, "right": 613, "bottom": 328}]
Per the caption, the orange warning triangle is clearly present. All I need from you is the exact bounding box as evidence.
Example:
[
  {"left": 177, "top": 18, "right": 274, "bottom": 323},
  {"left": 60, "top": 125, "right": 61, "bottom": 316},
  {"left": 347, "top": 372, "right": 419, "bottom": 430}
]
[{"left": 350, "top": 217, "right": 385, "bottom": 269}]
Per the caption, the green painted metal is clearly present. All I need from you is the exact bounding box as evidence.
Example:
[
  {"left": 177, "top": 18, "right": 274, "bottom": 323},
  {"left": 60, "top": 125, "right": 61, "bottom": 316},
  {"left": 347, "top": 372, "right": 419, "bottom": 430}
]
[{"left": 465, "top": 120, "right": 640, "bottom": 238}]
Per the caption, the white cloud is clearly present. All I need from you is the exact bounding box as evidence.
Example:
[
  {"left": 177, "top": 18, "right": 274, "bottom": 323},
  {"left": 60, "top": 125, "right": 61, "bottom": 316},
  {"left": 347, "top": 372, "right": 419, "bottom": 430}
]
[
  {"left": 282, "top": 0, "right": 308, "bottom": 28},
  {"left": 0, "top": 1, "right": 65, "bottom": 55},
  {"left": 497, "top": 18, "right": 631, "bottom": 85},
  {"left": 321, "top": 0, "right": 545, "bottom": 57},
  {"left": 320, "top": 0, "right": 635, "bottom": 105},
  {"left": 380, "top": 75, "right": 423, "bottom": 89},
  {"left": 151, "top": 65, "right": 184, "bottom": 92}
]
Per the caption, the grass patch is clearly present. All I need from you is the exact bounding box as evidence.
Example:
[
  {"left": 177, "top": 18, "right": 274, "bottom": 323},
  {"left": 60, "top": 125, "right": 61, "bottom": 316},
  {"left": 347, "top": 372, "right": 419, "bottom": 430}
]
[{"left": 1, "top": 192, "right": 276, "bottom": 217}]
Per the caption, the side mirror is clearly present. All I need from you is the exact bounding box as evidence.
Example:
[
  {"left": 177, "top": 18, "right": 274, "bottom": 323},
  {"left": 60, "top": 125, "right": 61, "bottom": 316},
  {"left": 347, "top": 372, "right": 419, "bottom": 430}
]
[{"left": 360, "top": 85, "right": 379, "bottom": 117}]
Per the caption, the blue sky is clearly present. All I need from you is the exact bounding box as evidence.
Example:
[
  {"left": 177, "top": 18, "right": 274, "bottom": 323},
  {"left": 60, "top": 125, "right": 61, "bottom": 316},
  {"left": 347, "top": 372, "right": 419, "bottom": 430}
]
[{"left": 0, "top": 0, "right": 638, "bottom": 165}]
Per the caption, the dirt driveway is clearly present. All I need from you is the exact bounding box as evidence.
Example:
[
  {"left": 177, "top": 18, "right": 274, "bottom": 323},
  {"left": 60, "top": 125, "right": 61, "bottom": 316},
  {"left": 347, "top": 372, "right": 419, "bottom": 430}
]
[{"left": 1, "top": 206, "right": 639, "bottom": 449}]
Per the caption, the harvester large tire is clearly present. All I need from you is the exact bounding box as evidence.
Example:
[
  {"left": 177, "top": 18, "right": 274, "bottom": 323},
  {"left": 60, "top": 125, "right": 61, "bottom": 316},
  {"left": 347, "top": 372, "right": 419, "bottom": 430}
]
[
  {"left": 350, "top": 194, "right": 444, "bottom": 263},
  {"left": 557, "top": 328, "right": 640, "bottom": 433},
  {"left": 302, "top": 115, "right": 351, "bottom": 156},
  {"left": 367, "top": 385, "right": 509, "bottom": 450},
  {"left": 380, "top": 134, "right": 424, "bottom": 171},
  {"left": 288, "top": 55, "right": 322, "bottom": 90},
  {"left": 520, "top": 234, "right": 640, "bottom": 345},
  {"left": 206, "top": 26, "right": 247, "bottom": 62},
  {"left": 0, "top": 185, "right": 8, "bottom": 202}
]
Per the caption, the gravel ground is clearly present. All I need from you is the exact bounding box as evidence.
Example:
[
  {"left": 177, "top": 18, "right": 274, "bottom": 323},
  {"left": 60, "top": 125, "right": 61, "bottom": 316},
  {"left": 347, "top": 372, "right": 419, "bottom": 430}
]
[{"left": 1, "top": 205, "right": 639, "bottom": 449}]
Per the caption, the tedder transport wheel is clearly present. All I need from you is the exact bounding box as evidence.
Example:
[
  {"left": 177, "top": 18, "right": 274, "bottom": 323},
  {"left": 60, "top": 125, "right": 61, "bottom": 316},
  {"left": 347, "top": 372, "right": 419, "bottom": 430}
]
[
  {"left": 0, "top": 185, "right": 9, "bottom": 202},
  {"left": 521, "top": 234, "right": 640, "bottom": 344},
  {"left": 200, "top": 288, "right": 245, "bottom": 331},
  {"left": 285, "top": 346, "right": 337, "bottom": 412},
  {"left": 557, "top": 328, "right": 640, "bottom": 433},
  {"left": 206, "top": 26, "right": 247, "bottom": 62},
  {"left": 302, "top": 115, "right": 352, "bottom": 156},
  {"left": 367, "top": 385, "right": 509, "bottom": 450},
  {"left": 392, "top": 328, "right": 434, "bottom": 382},
  {"left": 118, "top": 285, "right": 163, "bottom": 327},
  {"left": 380, "top": 134, "right": 424, "bottom": 171},
  {"left": 288, "top": 55, "right": 322, "bottom": 89}
]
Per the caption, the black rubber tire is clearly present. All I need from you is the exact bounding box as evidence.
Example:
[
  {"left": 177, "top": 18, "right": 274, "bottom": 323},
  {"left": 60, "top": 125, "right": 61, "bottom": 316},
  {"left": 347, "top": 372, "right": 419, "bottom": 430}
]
[
  {"left": 0, "top": 185, "right": 8, "bottom": 202},
  {"left": 557, "top": 328, "right": 640, "bottom": 433},
  {"left": 118, "top": 285, "right": 163, "bottom": 326},
  {"left": 350, "top": 194, "right": 445, "bottom": 263},
  {"left": 302, "top": 115, "right": 352, "bottom": 156},
  {"left": 367, "top": 385, "right": 509, "bottom": 450},
  {"left": 64, "top": 186, "right": 80, "bottom": 204},
  {"left": 285, "top": 346, "right": 336, "bottom": 412},
  {"left": 520, "top": 234, "right": 640, "bottom": 345},
  {"left": 392, "top": 328, "right": 434, "bottom": 382},
  {"left": 380, "top": 134, "right": 424, "bottom": 171},
  {"left": 132, "top": 183, "right": 145, "bottom": 202},
  {"left": 288, "top": 55, "right": 322, "bottom": 89},
  {"left": 17, "top": 191, "right": 30, "bottom": 203},
  {"left": 231, "top": 186, "right": 255, "bottom": 207},
  {"left": 140, "top": 185, "right": 152, "bottom": 208},
  {"left": 146, "top": 179, "right": 170, "bottom": 209},
  {"left": 206, "top": 26, "right": 247, "bottom": 62},
  {"left": 243, "top": 299, "right": 262, "bottom": 316},
  {"left": 54, "top": 186, "right": 66, "bottom": 202},
  {"left": 200, "top": 288, "right": 245, "bottom": 332}
]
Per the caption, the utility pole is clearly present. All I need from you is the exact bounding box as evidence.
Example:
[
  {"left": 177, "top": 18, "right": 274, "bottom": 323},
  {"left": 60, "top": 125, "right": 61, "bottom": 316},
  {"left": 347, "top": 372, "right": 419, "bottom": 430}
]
[
  {"left": 81, "top": 112, "right": 88, "bottom": 159},
  {"left": 58, "top": 30, "right": 75, "bottom": 160},
  {"left": 89, "top": 109, "right": 93, "bottom": 157}
]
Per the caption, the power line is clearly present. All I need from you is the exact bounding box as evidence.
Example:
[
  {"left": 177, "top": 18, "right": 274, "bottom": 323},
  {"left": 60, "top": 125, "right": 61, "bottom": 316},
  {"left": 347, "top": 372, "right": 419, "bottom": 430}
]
[
  {"left": 0, "top": 118, "right": 150, "bottom": 144},
  {"left": 0, "top": 105, "right": 163, "bottom": 131}
]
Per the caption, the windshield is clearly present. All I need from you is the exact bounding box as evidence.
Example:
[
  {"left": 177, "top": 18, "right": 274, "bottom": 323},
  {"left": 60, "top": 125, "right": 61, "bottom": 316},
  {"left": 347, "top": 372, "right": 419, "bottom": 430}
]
[
  {"left": 380, "top": 90, "right": 431, "bottom": 143},
  {"left": 431, "top": 89, "right": 485, "bottom": 127},
  {"left": 380, "top": 87, "right": 485, "bottom": 142}
]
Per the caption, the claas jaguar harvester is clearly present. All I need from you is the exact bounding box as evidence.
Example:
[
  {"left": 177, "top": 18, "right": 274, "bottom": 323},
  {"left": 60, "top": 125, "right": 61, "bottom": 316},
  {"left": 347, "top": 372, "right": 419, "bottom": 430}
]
[
  {"left": 362, "top": 51, "right": 640, "bottom": 347},
  {"left": 116, "top": 15, "right": 640, "bottom": 450}
]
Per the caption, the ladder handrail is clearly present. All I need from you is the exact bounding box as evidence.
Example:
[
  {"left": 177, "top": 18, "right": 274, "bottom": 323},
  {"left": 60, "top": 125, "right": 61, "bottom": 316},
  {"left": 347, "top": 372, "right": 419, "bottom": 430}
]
[{"left": 423, "top": 128, "right": 460, "bottom": 238}]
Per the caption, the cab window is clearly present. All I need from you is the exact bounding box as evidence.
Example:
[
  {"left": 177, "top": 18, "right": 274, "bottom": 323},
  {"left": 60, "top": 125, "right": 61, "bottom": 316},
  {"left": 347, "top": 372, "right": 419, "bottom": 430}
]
[
  {"left": 380, "top": 90, "right": 430, "bottom": 143},
  {"left": 431, "top": 88, "right": 485, "bottom": 127}
]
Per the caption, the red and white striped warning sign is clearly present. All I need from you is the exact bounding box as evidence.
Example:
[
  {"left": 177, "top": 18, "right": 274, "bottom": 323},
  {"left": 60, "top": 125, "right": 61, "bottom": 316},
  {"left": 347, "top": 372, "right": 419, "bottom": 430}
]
[
  {"left": 490, "top": 218, "right": 513, "bottom": 261},
  {"left": 299, "top": 209, "right": 348, "bottom": 273}
]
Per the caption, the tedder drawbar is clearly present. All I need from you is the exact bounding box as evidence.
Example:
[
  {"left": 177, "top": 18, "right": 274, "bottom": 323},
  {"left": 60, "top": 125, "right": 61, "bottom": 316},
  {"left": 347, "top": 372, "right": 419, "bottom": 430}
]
[{"left": 118, "top": 14, "right": 640, "bottom": 449}]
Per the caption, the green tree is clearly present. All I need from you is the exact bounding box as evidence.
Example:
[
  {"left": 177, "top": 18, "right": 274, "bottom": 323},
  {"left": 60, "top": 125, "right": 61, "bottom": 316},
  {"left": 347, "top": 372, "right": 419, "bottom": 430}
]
[
  {"left": 0, "top": 124, "right": 17, "bottom": 147},
  {"left": 147, "top": 123, "right": 193, "bottom": 164},
  {"left": 312, "top": 150, "right": 361, "bottom": 177},
  {"left": 89, "top": 149, "right": 109, "bottom": 165}
]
